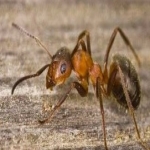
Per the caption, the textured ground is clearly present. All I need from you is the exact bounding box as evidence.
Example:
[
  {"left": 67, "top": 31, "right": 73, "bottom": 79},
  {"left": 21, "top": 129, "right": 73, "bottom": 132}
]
[{"left": 0, "top": 0, "right": 150, "bottom": 150}]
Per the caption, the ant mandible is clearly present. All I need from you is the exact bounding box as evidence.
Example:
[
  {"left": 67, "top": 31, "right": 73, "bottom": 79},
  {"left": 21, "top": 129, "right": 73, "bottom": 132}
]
[{"left": 11, "top": 23, "right": 149, "bottom": 150}]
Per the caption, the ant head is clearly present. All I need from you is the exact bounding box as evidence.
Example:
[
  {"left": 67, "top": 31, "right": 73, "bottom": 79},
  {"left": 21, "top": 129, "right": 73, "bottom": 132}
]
[{"left": 46, "top": 47, "right": 72, "bottom": 90}]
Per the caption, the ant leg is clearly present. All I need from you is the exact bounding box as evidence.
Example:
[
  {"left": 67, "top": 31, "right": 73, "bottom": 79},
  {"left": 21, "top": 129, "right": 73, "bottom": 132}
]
[
  {"left": 96, "top": 77, "right": 108, "bottom": 150},
  {"left": 39, "top": 81, "right": 88, "bottom": 124},
  {"left": 71, "top": 39, "right": 87, "bottom": 57},
  {"left": 117, "top": 65, "right": 149, "bottom": 150},
  {"left": 11, "top": 64, "right": 50, "bottom": 95},
  {"left": 72, "top": 30, "right": 91, "bottom": 57},
  {"left": 78, "top": 30, "right": 91, "bottom": 55},
  {"left": 104, "top": 27, "right": 141, "bottom": 79}
]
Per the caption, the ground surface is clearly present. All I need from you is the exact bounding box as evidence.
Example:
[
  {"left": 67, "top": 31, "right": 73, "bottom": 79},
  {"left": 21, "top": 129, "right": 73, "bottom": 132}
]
[{"left": 0, "top": 0, "right": 150, "bottom": 150}]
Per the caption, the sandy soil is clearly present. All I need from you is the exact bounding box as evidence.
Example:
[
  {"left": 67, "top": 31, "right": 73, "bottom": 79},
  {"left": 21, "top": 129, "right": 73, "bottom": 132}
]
[{"left": 0, "top": 0, "right": 150, "bottom": 149}]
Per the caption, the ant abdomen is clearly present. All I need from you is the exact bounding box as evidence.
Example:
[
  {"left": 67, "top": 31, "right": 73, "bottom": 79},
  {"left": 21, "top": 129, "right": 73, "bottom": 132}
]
[{"left": 107, "top": 54, "right": 141, "bottom": 109}]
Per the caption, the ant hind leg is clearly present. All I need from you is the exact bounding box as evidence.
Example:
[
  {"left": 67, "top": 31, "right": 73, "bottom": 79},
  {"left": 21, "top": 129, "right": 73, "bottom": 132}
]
[{"left": 118, "top": 65, "right": 149, "bottom": 150}]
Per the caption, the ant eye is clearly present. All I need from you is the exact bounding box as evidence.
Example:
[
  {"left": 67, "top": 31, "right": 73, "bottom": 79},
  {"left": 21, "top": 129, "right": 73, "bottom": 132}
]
[{"left": 60, "top": 63, "right": 67, "bottom": 74}]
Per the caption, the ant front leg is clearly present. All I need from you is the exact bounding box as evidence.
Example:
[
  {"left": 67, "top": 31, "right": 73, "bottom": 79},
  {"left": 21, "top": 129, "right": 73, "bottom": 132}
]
[{"left": 39, "top": 81, "right": 88, "bottom": 124}]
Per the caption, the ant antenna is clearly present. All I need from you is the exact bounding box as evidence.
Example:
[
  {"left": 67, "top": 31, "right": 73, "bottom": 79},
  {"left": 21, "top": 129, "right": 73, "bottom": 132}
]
[{"left": 12, "top": 23, "right": 52, "bottom": 59}]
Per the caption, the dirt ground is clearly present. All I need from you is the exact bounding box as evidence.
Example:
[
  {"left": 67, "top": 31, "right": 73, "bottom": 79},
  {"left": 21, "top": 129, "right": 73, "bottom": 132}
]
[{"left": 0, "top": 0, "right": 150, "bottom": 150}]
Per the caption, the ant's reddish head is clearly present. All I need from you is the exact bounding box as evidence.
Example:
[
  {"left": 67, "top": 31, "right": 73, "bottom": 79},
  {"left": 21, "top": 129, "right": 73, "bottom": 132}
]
[{"left": 46, "top": 47, "right": 72, "bottom": 90}]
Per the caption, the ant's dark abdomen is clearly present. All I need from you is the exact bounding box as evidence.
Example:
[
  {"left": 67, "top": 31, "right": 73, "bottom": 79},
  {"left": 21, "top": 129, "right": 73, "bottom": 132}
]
[{"left": 107, "top": 54, "right": 141, "bottom": 109}]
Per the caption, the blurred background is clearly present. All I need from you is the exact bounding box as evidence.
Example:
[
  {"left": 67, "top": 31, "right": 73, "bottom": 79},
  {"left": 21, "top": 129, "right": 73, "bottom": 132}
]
[{"left": 0, "top": 0, "right": 150, "bottom": 149}]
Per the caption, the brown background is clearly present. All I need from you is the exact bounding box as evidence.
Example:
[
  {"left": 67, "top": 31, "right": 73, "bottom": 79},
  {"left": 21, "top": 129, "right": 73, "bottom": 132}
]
[{"left": 0, "top": 0, "right": 150, "bottom": 150}]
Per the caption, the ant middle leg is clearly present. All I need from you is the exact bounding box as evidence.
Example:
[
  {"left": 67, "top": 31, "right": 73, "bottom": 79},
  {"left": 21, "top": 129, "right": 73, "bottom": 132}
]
[
  {"left": 77, "top": 30, "right": 91, "bottom": 55},
  {"left": 96, "top": 77, "right": 108, "bottom": 150},
  {"left": 72, "top": 30, "right": 91, "bottom": 57}
]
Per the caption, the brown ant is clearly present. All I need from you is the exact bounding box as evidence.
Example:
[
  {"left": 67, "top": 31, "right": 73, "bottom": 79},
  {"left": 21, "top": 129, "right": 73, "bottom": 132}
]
[{"left": 11, "top": 23, "right": 149, "bottom": 150}]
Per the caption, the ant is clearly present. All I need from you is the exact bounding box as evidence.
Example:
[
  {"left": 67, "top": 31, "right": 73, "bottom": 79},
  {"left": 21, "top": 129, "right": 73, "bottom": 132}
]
[{"left": 11, "top": 23, "right": 149, "bottom": 150}]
